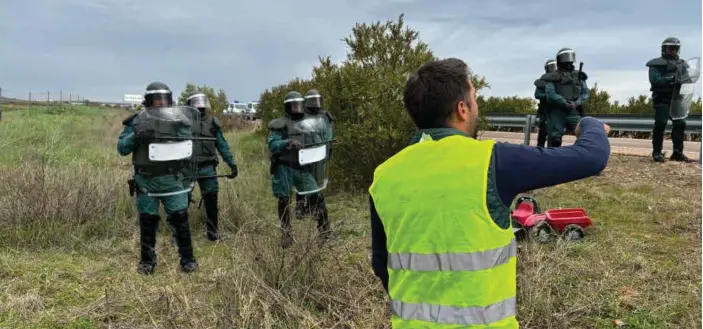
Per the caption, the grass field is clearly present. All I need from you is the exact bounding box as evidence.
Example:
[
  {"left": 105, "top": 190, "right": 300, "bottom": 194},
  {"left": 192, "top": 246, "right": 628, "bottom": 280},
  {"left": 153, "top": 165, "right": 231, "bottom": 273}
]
[{"left": 0, "top": 106, "right": 700, "bottom": 329}]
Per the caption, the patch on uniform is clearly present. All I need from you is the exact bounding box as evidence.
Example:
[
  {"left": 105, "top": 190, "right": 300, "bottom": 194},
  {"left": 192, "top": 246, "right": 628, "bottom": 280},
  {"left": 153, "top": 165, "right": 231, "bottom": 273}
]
[{"left": 419, "top": 132, "right": 434, "bottom": 142}]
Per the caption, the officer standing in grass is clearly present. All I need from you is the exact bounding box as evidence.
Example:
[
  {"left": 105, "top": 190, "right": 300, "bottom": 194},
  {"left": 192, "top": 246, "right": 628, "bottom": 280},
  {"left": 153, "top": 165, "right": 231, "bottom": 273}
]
[
  {"left": 268, "top": 91, "right": 332, "bottom": 248},
  {"left": 369, "top": 58, "right": 610, "bottom": 328},
  {"left": 185, "top": 93, "right": 238, "bottom": 240},
  {"left": 542, "top": 48, "right": 590, "bottom": 147},
  {"left": 533, "top": 59, "right": 557, "bottom": 147},
  {"left": 117, "top": 81, "right": 198, "bottom": 275},
  {"left": 646, "top": 37, "right": 695, "bottom": 162}
]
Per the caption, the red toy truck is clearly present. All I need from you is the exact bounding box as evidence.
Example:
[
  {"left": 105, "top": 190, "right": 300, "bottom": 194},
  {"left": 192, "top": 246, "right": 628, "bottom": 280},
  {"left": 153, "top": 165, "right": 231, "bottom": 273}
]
[{"left": 510, "top": 196, "right": 593, "bottom": 243}]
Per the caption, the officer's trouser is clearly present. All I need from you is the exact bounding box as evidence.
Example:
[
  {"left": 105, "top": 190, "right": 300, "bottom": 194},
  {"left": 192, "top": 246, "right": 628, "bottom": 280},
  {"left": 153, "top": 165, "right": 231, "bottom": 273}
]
[{"left": 652, "top": 103, "right": 686, "bottom": 154}]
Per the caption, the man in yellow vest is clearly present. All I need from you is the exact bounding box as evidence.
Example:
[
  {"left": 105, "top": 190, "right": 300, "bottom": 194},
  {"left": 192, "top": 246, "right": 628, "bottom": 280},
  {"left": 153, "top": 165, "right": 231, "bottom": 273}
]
[{"left": 369, "top": 58, "right": 611, "bottom": 328}]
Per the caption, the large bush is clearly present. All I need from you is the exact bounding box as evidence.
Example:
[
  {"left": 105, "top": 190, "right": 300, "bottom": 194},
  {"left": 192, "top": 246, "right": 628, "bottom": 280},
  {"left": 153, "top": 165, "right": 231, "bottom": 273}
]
[{"left": 258, "top": 14, "right": 490, "bottom": 190}]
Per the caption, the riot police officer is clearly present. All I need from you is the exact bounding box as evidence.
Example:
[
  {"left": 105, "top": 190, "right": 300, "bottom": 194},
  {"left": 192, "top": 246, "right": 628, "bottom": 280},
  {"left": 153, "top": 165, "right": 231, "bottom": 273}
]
[
  {"left": 646, "top": 37, "right": 694, "bottom": 162},
  {"left": 534, "top": 59, "right": 557, "bottom": 147},
  {"left": 117, "top": 81, "right": 198, "bottom": 275},
  {"left": 268, "top": 91, "right": 333, "bottom": 248},
  {"left": 186, "top": 93, "right": 239, "bottom": 240},
  {"left": 542, "top": 48, "right": 590, "bottom": 147}
]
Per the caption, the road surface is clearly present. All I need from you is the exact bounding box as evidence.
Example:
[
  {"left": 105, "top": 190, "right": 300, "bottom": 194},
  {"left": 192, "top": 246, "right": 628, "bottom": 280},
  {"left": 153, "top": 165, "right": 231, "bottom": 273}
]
[{"left": 480, "top": 131, "right": 701, "bottom": 160}]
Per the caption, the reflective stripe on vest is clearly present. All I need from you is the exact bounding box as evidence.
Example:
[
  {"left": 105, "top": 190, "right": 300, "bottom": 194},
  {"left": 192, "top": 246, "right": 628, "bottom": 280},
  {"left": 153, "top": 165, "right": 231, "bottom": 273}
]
[{"left": 369, "top": 134, "right": 518, "bottom": 328}]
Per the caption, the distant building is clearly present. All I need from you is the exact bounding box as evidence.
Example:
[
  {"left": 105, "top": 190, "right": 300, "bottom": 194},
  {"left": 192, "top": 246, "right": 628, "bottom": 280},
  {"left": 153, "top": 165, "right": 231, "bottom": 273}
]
[{"left": 123, "top": 94, "right": 144, "bottom": 105}]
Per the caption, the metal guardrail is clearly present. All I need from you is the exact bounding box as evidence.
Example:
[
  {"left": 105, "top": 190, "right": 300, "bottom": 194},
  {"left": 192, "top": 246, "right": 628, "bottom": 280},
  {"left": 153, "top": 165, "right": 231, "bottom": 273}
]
[{"left": 484, "top": 113, "right": 702, "bottom": 163}]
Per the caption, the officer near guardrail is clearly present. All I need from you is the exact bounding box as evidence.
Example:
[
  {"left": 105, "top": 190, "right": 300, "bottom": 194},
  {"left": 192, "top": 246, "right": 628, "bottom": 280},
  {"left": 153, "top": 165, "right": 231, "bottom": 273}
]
[
  {"left": 185, "top": 93, "right": 238, "bottom": 240},
  {"left": 117, "top": 81, "right": 199, "bottom": 275},
  {"left": 645, "top": 37, "right": 700, "bottom": 162},
  {"left": 533, "top": 59, "right": 557, "bottom": 147},
  {"left": 268, "top": 91, "right": 333, "bottom": 248},
  {"left": 542, "top": 48, "right": 590, "bottom": 147},
  {"left": 369, "top": 58, "right": 610, "bottom": 328},
  {"left": 294, "top": 89, "right": 334, "bottom": 220}
]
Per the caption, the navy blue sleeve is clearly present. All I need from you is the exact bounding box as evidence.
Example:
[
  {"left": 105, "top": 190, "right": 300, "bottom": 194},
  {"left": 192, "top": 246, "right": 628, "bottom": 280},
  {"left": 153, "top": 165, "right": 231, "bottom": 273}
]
[
  {"left": 493, "top": 117, "right": 611, "bottom": 205},
  {"left": 369, "top": 194, "right": 389, "bottom": 293}
]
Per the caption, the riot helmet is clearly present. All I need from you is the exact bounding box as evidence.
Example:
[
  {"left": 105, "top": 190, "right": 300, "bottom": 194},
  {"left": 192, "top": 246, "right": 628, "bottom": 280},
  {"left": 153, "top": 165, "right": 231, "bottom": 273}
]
[
  {"left": 186, "top": 93, "right": 211, "bottom": 113},
  {"left": 304, "top": 89, "right": 323, "bottom": 113},
  {"left": 544, "top": 59, "right": 557, "bottom": 73},
  {"left": 284, "top": 91, "right": 305, "bottom": 119},
  {"left": 661, "top": 37, "right": 681, "bottom": 59},
  {"left": 144, "top": 81, "right": 173, "bottom": 108},
  {"left": 555, "top": 48, "right": 576, "bottom": 71}
]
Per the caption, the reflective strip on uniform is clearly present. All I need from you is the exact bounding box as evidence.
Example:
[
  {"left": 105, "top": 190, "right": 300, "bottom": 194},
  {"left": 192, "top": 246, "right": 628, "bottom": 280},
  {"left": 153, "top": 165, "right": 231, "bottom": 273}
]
[
  {"left": 145, "top": 89, "right": 171, "bottom": 95},
  {"left": 391, "top": 296, "right": 516, "bottom": 325},
  {"left": 388, "top": 238, "right": 516, "bottom": 272},
  {"left": 305, "top": 95, "right": 321, "bottom": 99},
  {"left": 284, "top": 98, "right": 305, "bottom": 103}
]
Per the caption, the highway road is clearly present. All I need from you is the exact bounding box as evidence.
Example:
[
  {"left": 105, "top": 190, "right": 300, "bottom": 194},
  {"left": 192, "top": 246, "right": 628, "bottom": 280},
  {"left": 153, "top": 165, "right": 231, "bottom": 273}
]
[{"left": 480, "top": 131, "right": 701, "bottom": 160}]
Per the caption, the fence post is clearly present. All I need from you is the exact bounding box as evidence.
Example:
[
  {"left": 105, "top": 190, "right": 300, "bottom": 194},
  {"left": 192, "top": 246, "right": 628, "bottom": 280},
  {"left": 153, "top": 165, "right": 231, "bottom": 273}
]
[
  {"left": 699, "top": 139, "right": 702, "bottom": 164},
  {"left": 523, "top": 115, "right": 534, "bottom": 145},
  {"left": 0, "top": 87, "right": 3, "bottom": 122},
  {"left": 28, "top": 92, "right": 31, "bottom": 111}
]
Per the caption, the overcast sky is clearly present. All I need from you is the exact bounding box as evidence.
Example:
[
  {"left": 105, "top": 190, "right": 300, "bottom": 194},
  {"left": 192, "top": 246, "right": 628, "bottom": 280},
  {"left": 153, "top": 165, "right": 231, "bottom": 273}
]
[{"left": 1, "top": 0, "right": 701, "bottom": 104}]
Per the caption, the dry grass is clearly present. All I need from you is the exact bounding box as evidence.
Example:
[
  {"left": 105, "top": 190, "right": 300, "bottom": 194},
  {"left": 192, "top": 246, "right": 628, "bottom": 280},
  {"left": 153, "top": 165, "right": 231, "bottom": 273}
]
[{"left": 0, "top": 107, "right": 700, "bottom": 328}]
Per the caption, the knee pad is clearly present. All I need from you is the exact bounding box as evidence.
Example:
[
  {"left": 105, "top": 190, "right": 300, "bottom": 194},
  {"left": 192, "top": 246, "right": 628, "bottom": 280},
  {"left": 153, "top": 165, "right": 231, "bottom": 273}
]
[
  {"left": 672, "top": 119, "right": 686, "bottom": 129},
  {"left": 167, "top": 210, "right": 188, "bottom": 224},
  {"left": 653, "top": 121, "right": 667, "bottom": 132},
  {"left": 549, "top": 137, "right": 562, "bottom": 147}
]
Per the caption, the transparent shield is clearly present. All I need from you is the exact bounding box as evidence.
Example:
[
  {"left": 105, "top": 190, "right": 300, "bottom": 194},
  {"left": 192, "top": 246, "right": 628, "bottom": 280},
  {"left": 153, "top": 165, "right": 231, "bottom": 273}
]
[
  {"left": 135, "top": 105, "right": 203, "bottom": 196},
  {"left": 670, "top": 57, "right": 701, "bottom": 120},
  {"left": 290, "top": 116, "right": 332, "bottom": 195}
]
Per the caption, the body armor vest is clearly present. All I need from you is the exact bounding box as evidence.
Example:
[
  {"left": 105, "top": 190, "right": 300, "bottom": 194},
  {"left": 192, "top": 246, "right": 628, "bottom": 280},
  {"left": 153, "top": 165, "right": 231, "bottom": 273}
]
[
  {"left": 193, "top": 115, "right": 218, "bottom": 165},
  {"left": 554, "top": 71, "right": 582, "bottom": 101},
  {"left": 131, "top": 112, "right": 189, "bottom": 176},
  {"left": 273, "top": 115, "right": 330, "bottom": 166},
  {"left": 648, "top": 56, "right": 684, "bottom": 97}
]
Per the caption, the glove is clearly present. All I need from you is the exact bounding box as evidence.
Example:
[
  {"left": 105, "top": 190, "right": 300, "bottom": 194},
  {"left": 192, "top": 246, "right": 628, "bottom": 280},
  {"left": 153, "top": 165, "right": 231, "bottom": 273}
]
[
  {"left": 227, "top": 164, "right": 238, "bottom": 179},
  {"left": 287, "top": 139, "right": 303, "bottom": 150},
  {"left": 565, "top": 101, "right": 576, "bottom": 110}
]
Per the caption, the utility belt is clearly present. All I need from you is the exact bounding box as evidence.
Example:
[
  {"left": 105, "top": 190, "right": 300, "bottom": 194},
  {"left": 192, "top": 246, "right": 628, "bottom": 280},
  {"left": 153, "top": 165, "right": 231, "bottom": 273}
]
[{"left": 128, "top": 164, "right": 184, "bottom": 197}]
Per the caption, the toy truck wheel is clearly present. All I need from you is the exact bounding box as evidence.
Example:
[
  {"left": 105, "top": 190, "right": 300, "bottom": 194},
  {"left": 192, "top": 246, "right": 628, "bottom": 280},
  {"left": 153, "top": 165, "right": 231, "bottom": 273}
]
[
  {"left": 562, "top": 224, "right": 585, "bottom": 241},
  {"left": 528, "top": 220, "right": 553, "bottom": 244}
]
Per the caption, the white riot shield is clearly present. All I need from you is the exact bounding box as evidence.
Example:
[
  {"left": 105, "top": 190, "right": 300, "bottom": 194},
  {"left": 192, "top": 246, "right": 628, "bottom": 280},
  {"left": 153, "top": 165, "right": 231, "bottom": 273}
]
[
  {"left": 135, "top": 105, "right": 205, "bottom": 197},
  {"left": 290, "top": 115, "right": 332, "bottom": 195},
  {"left": 670, "top": 57, "right": 701, "bottom": 120}
]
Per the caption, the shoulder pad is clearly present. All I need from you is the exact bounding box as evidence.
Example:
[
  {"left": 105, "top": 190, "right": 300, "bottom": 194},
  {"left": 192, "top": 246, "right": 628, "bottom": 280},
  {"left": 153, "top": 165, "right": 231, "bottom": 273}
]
[
  {"left": 268, "top": 118, "right": 286, "bottom": 130},
  {"left": 324, "top": 111, "right": 334, "bottom": 122},
  {"left": 211, "top": 116, "right": 221, "bottom": 129},
  {"left": 646, "top": 57, "right": 667, "bottom": 67},
  {"left": 534, "top": 79, "right": 546, "bottom": 88},
  {"left": 541, "top": 71, "right": 560, "bottom": 82},
  {"left": 578, "top": 71, "right": 588, "bottom": 80},
  {"left": 121, "top": 112, "right": 139, "bottom": 126}
]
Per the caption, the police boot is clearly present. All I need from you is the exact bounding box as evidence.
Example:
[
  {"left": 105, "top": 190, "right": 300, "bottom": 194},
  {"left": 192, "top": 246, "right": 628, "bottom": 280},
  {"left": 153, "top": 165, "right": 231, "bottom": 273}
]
[
  {"left": 670, "top": 151, "right": 693, "bottom": 162},
  {"left": 310, "top": 193, "right": 331, "bottom": 244},
  {"left": 278, "top": 197, "right": 294, "bottom": 248},
  {"left": 652, "top": 123, "right": 666, "bottom": 162},
  {"left": 137, "top": 213, "right": 160, "bottom": 275},
  {"left": 548, "top": 136, "right": 562, "bottom": 148},
  {"left": 295, "top": 194, "right": 306, "bottom": 220},
  {"left": 203, "top": 192, "right": 221, "bottom": 241},
  {"left": 167, "top": 210, "right": 198, "bottom": 273}
]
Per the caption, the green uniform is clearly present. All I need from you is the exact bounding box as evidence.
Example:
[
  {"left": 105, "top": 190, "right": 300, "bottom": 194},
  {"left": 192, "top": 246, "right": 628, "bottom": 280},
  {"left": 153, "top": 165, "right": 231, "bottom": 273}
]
[
  {"left": 118, "top": 112, "right": 190, "bottom": 215},
  {"left": 646, "top": 56, "right": 688, "bottom": 159},
  {"left": 268, "top": 113, "right": 332, "bottom": 197},
  {"left": 117, "top": 105, "right": 198, "bottom": 274},
  {"left": 543, "top": 70, "right": 589, "bottom": 147}
]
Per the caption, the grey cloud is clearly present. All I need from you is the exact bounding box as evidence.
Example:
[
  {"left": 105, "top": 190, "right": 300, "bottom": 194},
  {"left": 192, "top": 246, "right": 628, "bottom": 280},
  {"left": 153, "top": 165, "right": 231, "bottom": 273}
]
[{"left": 0, "top": 0, "right": 700, "bottom": 103}]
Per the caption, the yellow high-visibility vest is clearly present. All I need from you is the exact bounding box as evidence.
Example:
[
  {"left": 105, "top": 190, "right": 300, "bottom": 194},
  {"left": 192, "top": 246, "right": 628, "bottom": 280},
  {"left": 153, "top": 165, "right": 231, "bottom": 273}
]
[{"left": 369, "top": 134, "right": 518, "bottom": 328}]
